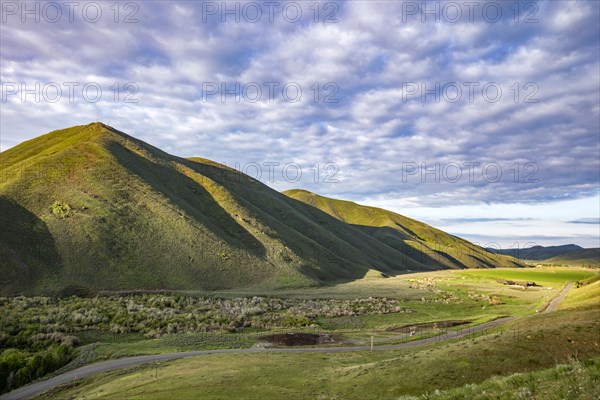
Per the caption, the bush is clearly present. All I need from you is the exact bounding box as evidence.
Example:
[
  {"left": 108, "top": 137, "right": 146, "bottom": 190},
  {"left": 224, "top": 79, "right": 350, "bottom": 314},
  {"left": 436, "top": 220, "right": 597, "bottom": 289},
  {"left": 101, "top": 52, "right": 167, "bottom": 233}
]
[
  {"left": 49, "top": 201, "right": 71, "bottom": 218},
  {"left": 57, "top": 285, "right": 96, "bottom": 298},
  {"left": 0, "top": 345, "right": 74, "bottom": 393}
]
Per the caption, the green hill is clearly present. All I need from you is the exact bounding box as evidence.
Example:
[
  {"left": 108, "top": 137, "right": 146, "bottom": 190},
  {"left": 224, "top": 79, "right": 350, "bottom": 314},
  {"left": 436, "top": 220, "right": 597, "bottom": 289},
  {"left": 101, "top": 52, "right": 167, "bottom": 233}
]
[
  {"left": 0, "top": 123, "right": 521, "bottom": 295},
  {"left": 487, "top": 244, "right": 584, "bottom": 261},
  {"left": 546, "top": 248, "right": 600, "bottom": 267},
  {"left": 284, "top": 189, "right": 522, "bottom": 270}
]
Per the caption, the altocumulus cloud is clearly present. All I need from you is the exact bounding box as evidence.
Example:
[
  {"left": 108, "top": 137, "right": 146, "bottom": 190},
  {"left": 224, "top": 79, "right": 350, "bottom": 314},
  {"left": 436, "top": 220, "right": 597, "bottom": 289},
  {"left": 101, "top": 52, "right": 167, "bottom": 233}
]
[{"left": 1, "top": 0, "right": 599, "bottom": 209}]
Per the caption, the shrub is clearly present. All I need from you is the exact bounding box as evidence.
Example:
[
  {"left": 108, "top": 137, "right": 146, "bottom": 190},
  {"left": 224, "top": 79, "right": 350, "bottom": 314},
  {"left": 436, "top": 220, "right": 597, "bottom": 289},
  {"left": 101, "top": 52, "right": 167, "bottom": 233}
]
[
  {"left": 49, "top": 201, "right": 71, "bottom": 218},
  {"left": 57, "top": 285, "right": 96, "bottom": 298}
]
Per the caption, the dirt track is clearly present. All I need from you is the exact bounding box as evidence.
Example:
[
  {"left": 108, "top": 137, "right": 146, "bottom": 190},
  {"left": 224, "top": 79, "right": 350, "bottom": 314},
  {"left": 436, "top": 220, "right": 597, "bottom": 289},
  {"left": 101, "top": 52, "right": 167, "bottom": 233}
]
[{"left": 542, "top": 282, "right": 573, "bottom": 313}]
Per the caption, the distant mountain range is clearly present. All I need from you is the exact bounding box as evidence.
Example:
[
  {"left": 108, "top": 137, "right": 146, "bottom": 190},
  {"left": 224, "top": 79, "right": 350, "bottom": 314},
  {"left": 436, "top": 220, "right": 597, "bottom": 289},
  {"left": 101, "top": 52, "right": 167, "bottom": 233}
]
[
  {"left": 545, "top": 248, "right": 599, "bottom": 266},
  {"left": 488, "top": 245, "right": 599, "bottom": 266},
  {"left": 1, "top": 123, "right": 522, "bottom": 295}
]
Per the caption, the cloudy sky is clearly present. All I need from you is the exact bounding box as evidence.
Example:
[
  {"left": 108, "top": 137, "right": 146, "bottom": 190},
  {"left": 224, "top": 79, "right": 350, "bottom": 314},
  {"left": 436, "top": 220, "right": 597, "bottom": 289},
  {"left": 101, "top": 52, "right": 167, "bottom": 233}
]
[{"left": 1, "top": 0, "right": 599, "bottom": 248}]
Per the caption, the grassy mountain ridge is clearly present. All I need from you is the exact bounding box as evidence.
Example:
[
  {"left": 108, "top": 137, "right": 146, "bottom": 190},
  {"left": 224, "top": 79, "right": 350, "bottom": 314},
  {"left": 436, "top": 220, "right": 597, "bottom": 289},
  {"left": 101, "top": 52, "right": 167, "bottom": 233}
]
[
  {"left": 1, "top": 123, "right": 521, "bottom": 295},
  {"left": 487, "top": 244, "right": 585, "bottom": 261},
  {"left": 284, "top": 189, "right": 523, "bottom": 270},
  {"left": 546, "top": 248, "right": 600, "bottom": 267}
]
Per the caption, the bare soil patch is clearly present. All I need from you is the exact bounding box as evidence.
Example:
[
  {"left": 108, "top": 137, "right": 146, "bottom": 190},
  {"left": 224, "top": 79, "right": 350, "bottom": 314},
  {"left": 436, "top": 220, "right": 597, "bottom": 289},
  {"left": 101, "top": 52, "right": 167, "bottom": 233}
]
[{"left": 258, "top": 333, "right": 342, "bottom": 346}]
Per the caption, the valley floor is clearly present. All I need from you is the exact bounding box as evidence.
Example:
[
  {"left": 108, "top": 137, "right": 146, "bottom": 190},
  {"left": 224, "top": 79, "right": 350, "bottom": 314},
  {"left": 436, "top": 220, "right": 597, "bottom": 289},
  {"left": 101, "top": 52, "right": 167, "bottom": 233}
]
[{"left": 1, "top": 267, "right": 598, "bottom": 399}]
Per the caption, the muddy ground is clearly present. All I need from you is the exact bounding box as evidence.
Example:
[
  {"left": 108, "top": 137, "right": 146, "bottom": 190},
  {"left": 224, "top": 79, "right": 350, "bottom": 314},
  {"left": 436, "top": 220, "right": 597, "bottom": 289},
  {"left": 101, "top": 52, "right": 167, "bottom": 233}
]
[{"left": 258, "top": 332, "right": 342, "bottom": 346}]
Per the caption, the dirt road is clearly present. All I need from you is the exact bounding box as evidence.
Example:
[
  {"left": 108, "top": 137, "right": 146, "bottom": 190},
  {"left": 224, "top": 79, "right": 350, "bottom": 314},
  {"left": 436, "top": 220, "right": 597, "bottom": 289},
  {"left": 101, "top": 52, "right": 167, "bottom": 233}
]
[{"left": 542, "top": 282, "right": 573, "bottom": 313}]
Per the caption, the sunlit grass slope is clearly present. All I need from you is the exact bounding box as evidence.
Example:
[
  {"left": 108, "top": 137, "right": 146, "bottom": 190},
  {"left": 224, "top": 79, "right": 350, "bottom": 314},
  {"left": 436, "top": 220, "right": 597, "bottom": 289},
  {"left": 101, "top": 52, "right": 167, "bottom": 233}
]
[
  {"left": 560, "top": 275, "right": 600, "bottom": 310},
  {"left": 285, "top": 189, "right": 522, "bottom": 270},
  {"left": 0, "top": 123, "right": 521, "bottom": 295},
  {"left": 36, "top": 308, "right": 600, "bottom": 400}
]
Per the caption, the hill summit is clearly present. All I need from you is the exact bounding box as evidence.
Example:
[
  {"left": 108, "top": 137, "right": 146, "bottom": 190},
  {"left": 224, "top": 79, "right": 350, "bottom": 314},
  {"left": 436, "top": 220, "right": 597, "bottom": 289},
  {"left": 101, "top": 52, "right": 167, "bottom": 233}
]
[{"left": 0, "top": 123, "right": 522, "bottom": 295}]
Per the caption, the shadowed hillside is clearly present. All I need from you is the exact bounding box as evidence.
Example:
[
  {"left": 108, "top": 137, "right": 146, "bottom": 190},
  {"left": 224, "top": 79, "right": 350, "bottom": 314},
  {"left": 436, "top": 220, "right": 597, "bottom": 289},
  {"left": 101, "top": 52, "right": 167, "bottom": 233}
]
[
  {"left": 546, "top": 248, "right": 600, "bottom": 267},
  {"left": 487, "top": 244, "right": 584, "bottom": 261},
  {"left": 284, "top": 189, "right": 523, "bottom": 271},
  {"left": 0, "top": 123, "right": 522, "bottom": 294}
]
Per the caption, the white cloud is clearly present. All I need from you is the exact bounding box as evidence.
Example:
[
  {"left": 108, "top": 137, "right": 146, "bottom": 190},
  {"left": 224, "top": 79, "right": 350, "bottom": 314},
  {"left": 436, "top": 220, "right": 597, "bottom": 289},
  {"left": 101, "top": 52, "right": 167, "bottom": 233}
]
[{"left": 1, "top": 0, "right": 598, "bottom": 246}]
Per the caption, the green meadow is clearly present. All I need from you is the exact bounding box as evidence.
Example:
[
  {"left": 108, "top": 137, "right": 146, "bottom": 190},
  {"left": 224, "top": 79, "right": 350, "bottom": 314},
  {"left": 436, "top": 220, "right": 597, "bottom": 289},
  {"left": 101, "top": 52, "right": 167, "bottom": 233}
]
[
  {"left": 36, "top": 303, "right": 599, "bottom": 400},
  {"left": 1, "top": 267, "right": 596, "bottom": 399}
]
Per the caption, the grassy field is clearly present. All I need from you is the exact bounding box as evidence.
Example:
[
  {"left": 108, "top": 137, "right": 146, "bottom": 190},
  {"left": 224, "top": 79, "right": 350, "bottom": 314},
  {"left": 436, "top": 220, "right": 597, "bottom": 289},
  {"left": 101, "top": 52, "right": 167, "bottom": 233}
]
[
  {"left": 35, "top": 308, "right": 600, "bottom": 399},
  {"left": 454, "top": 268, "right": 596, "bottom": 285},
  {"left": 559, "top": 277, "right": 600, "bottom": 310},
  {"left": 66, "top": 268, "right": 600, "bottom": 355},
  {"left": 1, "top": 266, "right": 593, "bottom": 399},
  {"left": 403, "top": 356, "right": 600, "bottom": 400}
]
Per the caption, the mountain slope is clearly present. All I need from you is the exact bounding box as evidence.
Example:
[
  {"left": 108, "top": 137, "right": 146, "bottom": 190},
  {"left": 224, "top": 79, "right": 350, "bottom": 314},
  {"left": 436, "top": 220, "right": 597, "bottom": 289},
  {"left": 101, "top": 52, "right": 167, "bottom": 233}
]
[
  {"left": 487, "top": 244, "right": 584, "bottom": 261},
  {"left": 283, "top": 189, "right": 522, "bottom": 270},
  {"left": 1, "top": 123, "right": 521, "bottom": 295},
  {"left": 546, "top": 248, "right": 600, "bottom": 267}
]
